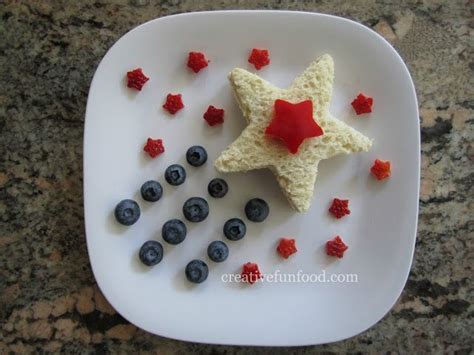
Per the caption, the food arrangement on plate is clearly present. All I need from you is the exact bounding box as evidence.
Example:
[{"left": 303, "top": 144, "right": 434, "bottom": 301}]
[
  {"left": 84, "top": 11, "right": 421, "bottom": 345},
  {"left": 115, "top": 49, "right": 392, "bottom": 285}
]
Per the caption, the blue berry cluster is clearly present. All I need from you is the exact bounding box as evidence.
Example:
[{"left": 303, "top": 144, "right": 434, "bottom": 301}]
[{"left": 114, "top": 145, "right": 269, "bottom": 284}]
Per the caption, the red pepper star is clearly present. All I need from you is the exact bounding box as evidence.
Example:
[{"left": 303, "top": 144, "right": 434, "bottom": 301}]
[
  {"left": 162, "top": 93, "right": 184, "bottom": 115},
  {"left": 248, "top": 48, "right": 270, "bottom": 70},
  {"left": 265, "top": 99, "right": 324, "bottom": 154},
  {"left": 187, "top": 51, "right": 209, "bottom": 73},
  {"left": 126, "top": 68, "right": 149, "bottom": 91},
  {"left": 143, "top": 138, "right": 164, "bottom": 158},
  {"left": 351, "top": 93, "right": 373, "bottom": 115},
  {"left": 326, "top": 236, "right": 348, "bottom": 258},
  {"left": 277, "top": 238, "right": 297, "bottom": 259},
  {"left": 370, "top": 159, "right": 391, "bottom": 180},
  {"left": 241, "top": 262, "right": 262, "bottom": 284},
  {"left": 203, "top": 105, "right": 225, "bottom": 126},
  {"left": 328, "top": 198, "right": 351, "bottom": 219}
]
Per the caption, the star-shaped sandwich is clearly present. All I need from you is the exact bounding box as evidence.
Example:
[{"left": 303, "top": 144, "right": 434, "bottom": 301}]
[{"left": 215, "top": 54, "right": 372, "bottom": 212}]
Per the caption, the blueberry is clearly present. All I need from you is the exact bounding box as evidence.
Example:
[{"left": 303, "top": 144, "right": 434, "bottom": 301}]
[
  {"left": 186, "top": 145, "right": 208, "bottom": 167},
  {"left": 245, "top": 198, "right": 269, "bottom": 222},
  {"left": 182, "top": 197, "right": 209, "bottom": 222},
  {"left": 185, "top": 259, "right": 209, "bottom": 283},
  {"left": 140, "top": 180, "right": 163, "bottom": 202},
  {"left": 165, "top": 164, "right": 186, "bottom": 186},
  {"left": 223, "top": 218, "right": 247, "bottom": 241},
  {"left": 114, "top": 199, "right": 140, "bottom": 226},
  {"left": 139, "top": 240, "right": 163, "bottom": 266},
  {"left": 207, "top": 241, "right": 229, "bottom": 263},
  {"left": 208, "top": 178, "right": 228, "bottom": 198},
  {"left": 162, "top": 219, "right": 187, "bottom": 245}
]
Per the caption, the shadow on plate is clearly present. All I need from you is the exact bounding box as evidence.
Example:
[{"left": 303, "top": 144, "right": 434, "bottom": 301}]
[
  {"left": 129, "top": 251, "right": 156, "bottom": 274},
  {"left": 105, "top": 210, "right": 130, "bottom": 235}
]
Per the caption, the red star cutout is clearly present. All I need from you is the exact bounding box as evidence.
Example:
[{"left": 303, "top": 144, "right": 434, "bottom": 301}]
[
  {"left": 265, "top": 99, "right": 324, "bottom": 154},
  {"left": 370, "top": 159, "right": 391, "bottom": 180},
  {"left": 203, "top": 105, "right": 225, "bottom": 126},
  {"left": 248, "top": 48, "right": 270, "bottom": 70},
  {"left": 351, "top": 93, "right": 373, "bottom": 115},
  {"left": 328, "top": 198, "right": 351, "bottom": 219},
  {"left": 277, "top": 238, "right": 298, "bottom": 259},
  {"left": 143, "top": 138, "right": 164, "bottom": 158},
  {"left": 187, "top": 51, "right": 209, "bottom": 73},
  {"left": 126, "top": 68, "right": 149, "bottom": 91},
  {"left": 162, "top": 93, "right": 184, "bottom": 115},
  {"left": 326, "top": 236, "right": 348, "bottom": 258},
  {"left": 241, "top": 262, "right": 262, "bottom": 284}
]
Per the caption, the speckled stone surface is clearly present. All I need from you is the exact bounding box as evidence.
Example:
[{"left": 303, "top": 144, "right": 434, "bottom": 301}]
[{"left": 1, "top": 0, "right": 472, "bottom": 353}]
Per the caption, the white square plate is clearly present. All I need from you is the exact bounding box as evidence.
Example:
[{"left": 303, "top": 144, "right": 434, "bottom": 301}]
[{"left": 84, "top": 11, "right": 419, "bottom": 346}]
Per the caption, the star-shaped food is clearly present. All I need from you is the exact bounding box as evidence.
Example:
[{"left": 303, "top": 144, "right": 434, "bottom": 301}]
[
  {"left": 265, "top": 99, "right": 324, "bottom": 153},
  {"left": 215, "top": 54, "right": 373, "bottom": 212}
]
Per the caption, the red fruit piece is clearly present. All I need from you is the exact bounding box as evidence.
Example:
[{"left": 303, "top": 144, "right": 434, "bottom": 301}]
[
  {"left": 143, "top": 138, "right": 165, "bottom": 158},
  {"left": 248, "top": 48, "right": 270, "bottom": 70},
  {"left": 187, "top": 51, "right": 209, "bottom": 73},
  {"left": 265, "top": 99, "right": 324, "bottom": 154},
  {"left": 328, "top": 198, "right": 351, "bottom": 219},
  {"left": 326, "top": 236, "right": 348, "bottom": 258},
  {"left": 163, "top": 94, "right": 184, "bottom": 115},
  {"left": 351, "top": 93, "right": 373, "bottom": 115},
  {"left": 277, "top": 238, "right": 297, "bottom": 259},
  {"left": 371, "top": 159, "right": 391, "bottom": 180},
  {"left": 126, "top": 68, "right": 149, "bottom": 91},
  {"left": 241, "top": 262, "right": 262, "bottom": 284},
  {"left": 203, "top": 105, "right": 225, "bottom": 126}
]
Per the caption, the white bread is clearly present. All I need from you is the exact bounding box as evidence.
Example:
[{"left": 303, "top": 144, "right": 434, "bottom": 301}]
[{"left": 215, "top": 54, "right": 372, "bottom": 212}]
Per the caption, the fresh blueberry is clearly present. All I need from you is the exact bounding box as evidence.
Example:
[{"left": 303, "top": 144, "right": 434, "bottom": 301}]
[
  {"left": 186, "top": 145, "right": 208, "bottom": 167},
  {"left": 139, "top": 240, "right": 163, "bottom": 266},
  {"left": 208, "top": 178, "right": 228, "bottom": 198},
  {"left": 223, "top": 218, "right": 247, "bottom": 241},
  {"left": 185, "top": 259, "right": 209, "bottom": 284},
  {"left": 162, "top": 219, "right": 187, "bottom": 245},
  {"left": 182, "top": 197, "right": 209, "bottom": 222},
  {"left": 165, "top": 164, "right": 186, "bottom": 186},
  {"left": 207, "top": 241, "right": 229, "bottom": 262},
  {"left": 140, "top": 180, "right": 163, "bottom": 202},
  {"left": 114, "top": 199, "right": 140, "bottom": 226},
  {"left": 245, "top": 198, "right": 269, "bottom": 222}
]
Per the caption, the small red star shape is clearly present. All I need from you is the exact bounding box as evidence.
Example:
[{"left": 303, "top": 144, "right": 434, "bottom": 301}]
[
  {"left": 143, "top": 138, "right": 164, "bottom": 158},
  {"left": 326, "top": 236, "right": 348, "bottom": 258},
  {"left": 162, "top": 93, "right": 184, "bottom": 115},
  {"left": 203, "top": 105, "right": 225, "bottom": 126},
  {"left": 241, "top": 262, "right": 262, "bottom": 284},
  {"left": 248, "top": 48, "right": 270, "bottom": 70},
  {"left": 265, "top": 99, "right": 324, "bottom": 154},
  {"left": 277, "top": 238, "right": 297, "bottom": 259},
  {"left": 126, "top": 68, "right": 149, "bottom": 91},
  {"left": 351, "top": 93, "right": 373, "bottom": 115},
  {"left": 328, "top": 198, "right": 351, "bottom": 219},
  {"left": 370, "top": 159, "right": 391, "bottom": 180},
  {"left": 187, "top": 51, "right": 209, "bottom": 73}
]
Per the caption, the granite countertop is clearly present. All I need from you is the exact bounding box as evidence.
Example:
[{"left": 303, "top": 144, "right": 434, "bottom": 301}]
[{"left": 1, "top": 0, "right": 472, "bottom": 353}]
